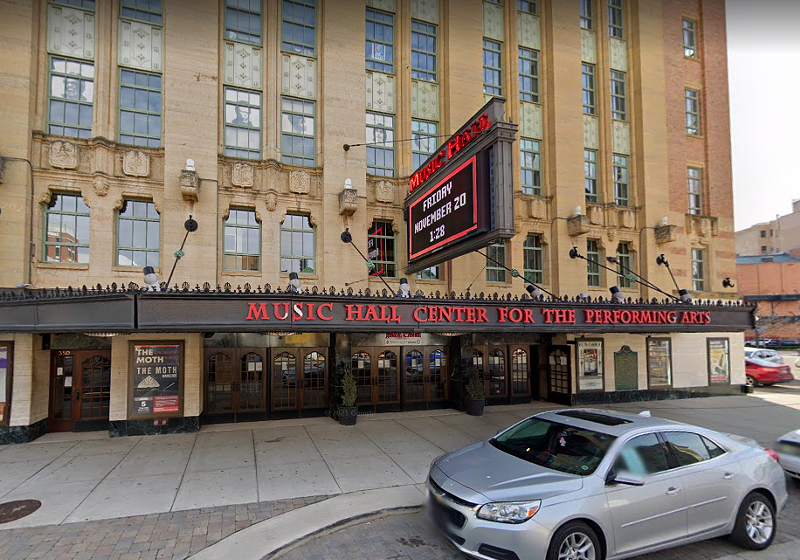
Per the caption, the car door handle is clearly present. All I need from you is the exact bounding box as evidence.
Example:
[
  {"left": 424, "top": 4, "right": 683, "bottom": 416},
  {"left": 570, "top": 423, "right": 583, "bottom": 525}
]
[
  {"left": 723, "top": 472, "right": 735, "bottom": 480},
  {"left": 666, "top": 487, "right": 681, "bottom": 496}
]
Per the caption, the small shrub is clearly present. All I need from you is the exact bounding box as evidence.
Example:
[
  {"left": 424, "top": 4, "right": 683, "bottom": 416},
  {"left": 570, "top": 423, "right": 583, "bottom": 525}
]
[
  {"left": 466, "top": 374, "right": 485, "bottom": 400},
  {"left": 341, "top": 366, "right": 358, "bottom": 408}
]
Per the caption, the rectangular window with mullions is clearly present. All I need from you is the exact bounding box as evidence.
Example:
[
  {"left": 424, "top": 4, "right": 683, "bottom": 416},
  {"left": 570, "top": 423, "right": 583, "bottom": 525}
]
[
  {"left": 685, "top": 88, "right": 701, "bottom": 135},
  {"left": 688, "top": 166, "right": 703, "bottom": 215},
  {"left": 119, "top": 70, "right": 162, "bottom": 148},
  {"left": 692, "top": 248, "right": 706, "bottom": 291},
  {"left": 613, "top": 154, "right": 629, "bottom": 206},
  {"left": 366, "top": 111, "right": 395, "bottom": 177},
  {"left": 587, "top": 239, "right": 601, "bottom": 287},
  {"left": 580, "top": 0, "right": 593, "bottom": 30},
  {"left": 280, "top": 213, "right": 315, "bottom": 274},
  {"left": 682, "top": 18, "right": 697, "bottom": 58},
  {"left": 585, "top": 149, "right": 598, "bottom": 203},
  {"left": 608, "top": 0, "right": 623, "bottom": 39},
  {"left": 224, "top": 0, "right": 262, "bottom": 45},
  {"left": 610, "top": 70, "right": 627, "bottom": 120},
  {"left": 117, "top": 200, "right": 160, "bottom": 268},
  {"left": 616, "top": 242, "right": 633, "bottom": 288},
  {"left": 368, "top": 221, "right": 397, "bottom": 278},
  {"left": 523, "top": 235, "right": 544, "bottom": 284},
  {"left": 223, "top": 208, "right": 261, "bottom": 272},
  {"left": 411, "top": 20, "right": 437, "bottom": 82},
  {"left": 51, "top": 0, "right": 95, "bottom": 9},
  {"left": 517, "top": 0, "right": 536, "bottom": 14},
  {"left": 518, "top": 47, "right": 539, "bottom": 103},
  {"left": 582, "top": 63, "right": 595, "bottom": 115},
  {"left": 483, "top": 39, "right": 502, "bottom": 96},
  {"left": 412, "top": 119, "right": 438, "bottom": 170},
  {"left": 281, "top": 97, "right": 315, "bottom": 167},
  {"left": 416, "top": 265, "right": 441, "bottom": 281},
  {"left": 281, "top": 0, "right": 316, "bottom": 56},
  {"left": 224, "top": 87, "right": 261, "bottom": 160},
  {"left": 520, "top": 138, "right": 541, "bottom": 196},
  {"left": 366, "top": 9, "right": 394, "bottom": 73},
  {"left": 486, "top": 242, "right": 507, "bottom": 283},
  {"left": 120, "top": 0, "right": 163, "bottom": 25},
  {"left": 44, "top": 193, "right": 90, "bottom": 264},
  {"left": 48, "top": 57, "right": 94, "bottom": 139}
]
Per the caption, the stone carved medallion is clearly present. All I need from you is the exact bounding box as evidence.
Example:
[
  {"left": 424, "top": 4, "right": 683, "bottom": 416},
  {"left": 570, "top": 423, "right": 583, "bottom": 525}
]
[
  {"left": 232, "top": 163, "right": 254, "bottom": 188},
  {"left": 93, "top": 176, "right": 109, "bottom": 197},
  {"left": 289, "top": 170, "right": 310, "bottom": 194},
  {"left": 265, "top": 192, "right": 278, "bottom": 212},
  {"left": 122, "top": 149, "right": 150, "bottom": 177},
  {"left": 375, "top": 181, "right": 393, "bottom": 203},
  {"left": 49, "top": 141, "right": 78, "bottom": 169}
]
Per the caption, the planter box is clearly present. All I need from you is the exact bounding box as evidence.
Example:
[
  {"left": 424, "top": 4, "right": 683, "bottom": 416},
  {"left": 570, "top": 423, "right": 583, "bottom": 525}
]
[
  {"left": 339, "top": 406, "right": 358, "bottom": 425},
  {"left": 465, "top": 398, "right": 485, "bottom": 416}
]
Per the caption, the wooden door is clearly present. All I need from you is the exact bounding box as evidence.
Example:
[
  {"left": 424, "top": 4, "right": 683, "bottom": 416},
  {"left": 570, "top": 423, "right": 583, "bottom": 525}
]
[
  {"left": 546, "top": 346, "right": 572, "bottom": 405},
  {"left": 351, "top": 349, "right": 373, "bottom": 406},
  {"left": 376, "top": 348, "right": 400, "bottom": 404},
  {"left": 300, "top": 348, "right": 328, "bottom": 411},
  {"left": 426, "top": 347, "right": 448, "bottom": 402},
  {"left": 49, "top": 350, "right": 111, "bottom": 432},
  {"left": 0, "top": 342, "right": 11, "bottom": 425},
  {"left": 404, "top": 346, "right": 448, "bottom": 405},
  {"left": 205, "top": 349, "right": 236, "bottom": 416},
  {"left": 510, "top": 347, "right": 530, "bottom": 402},
  {"left": 236, "top": 348, "right": 267, "bottom": 419},
  {"left": 404, "top": 349, "right": 425, "bottom": 403},
  {"left": 272, "top": 348, "right": 299, "bottom": 411}
]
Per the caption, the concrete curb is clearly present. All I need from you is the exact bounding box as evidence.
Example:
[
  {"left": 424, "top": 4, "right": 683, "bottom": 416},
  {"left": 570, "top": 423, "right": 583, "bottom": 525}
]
[{"left": 187, "top": 485, "right": 426, "bottom": 560}]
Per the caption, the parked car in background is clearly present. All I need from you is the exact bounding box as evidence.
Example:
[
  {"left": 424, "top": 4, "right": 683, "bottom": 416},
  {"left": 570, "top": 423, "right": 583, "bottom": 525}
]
[
  {"left": 745, "top": 357, "right": 794, "bottom": 387},
  {"left": 744, "top": 347, "right": 784, "bottom": 364},
  {"left": 775, "top": 430, "right": 800, "bottom": 485},
  {"left": 427, "top": 408, "right": 787, "bottom": 560}
]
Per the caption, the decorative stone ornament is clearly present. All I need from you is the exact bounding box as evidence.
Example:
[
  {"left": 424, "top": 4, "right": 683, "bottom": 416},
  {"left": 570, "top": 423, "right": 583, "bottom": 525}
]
[
  {"left": 339, "top": 188, "right": 358, "bottom": 216},
  {"left": 654, "top": 224, "right": 678, "bottom": 244},
  {"left": 49, "top": 141, "right": 78, "bottom": 169},
  {"left": 180, "top": 168, "right": 199, "bottom": 202},
  {"left": 122, "top": 149, "right": 150, "bottom": 177},
  {"left": 93, "top": 175, "right": 109, "bottom": 197},
  {"left": 567, "top": 214, "right": 591, "bottom": 237},
  {"left": 289, "top": 170, "right": 310, "bottom": 194},
  {"left": 618, "top": 208, "right": 635, "bottom": 229},
  {"left": 231, "top": 163, "right": 254, "bottom": 188},
  {"left": 375, "top": 181, "right": 393, "bottom": 203},
  {"left": 265, "top": 192, "right": 278, "bottom": 212},
  {"left": 587, "top": 205, "right": 604, "bottom": 226},
  {"left": 528, "top": 197, "right": 547, "bottom": 220}
]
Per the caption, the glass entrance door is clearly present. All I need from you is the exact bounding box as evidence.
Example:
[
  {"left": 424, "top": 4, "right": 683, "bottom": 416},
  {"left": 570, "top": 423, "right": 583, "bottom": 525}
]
[
  {"left": 403, "top": 346, "right": 448, "bottom": 408},
  {"left": 351, "top": 347, "right": 401, "bottom": 411},
  {"left": 272, "top": 347, "right": 328, "bottom": 417},
  {"left": 0, "top": 342, "right": 12, "bottom": 426},
  {"left": 546, "top": 346, "right": 572, "bottom": 405},
  {"left": 204, "top": 348, "right": 267, "bottom": 421},
  {"left": 510, "top": 347, "right": 530, "bottom": 402},
  {"left": 49, "top": 350, "right": 111, "bottom": 432}
]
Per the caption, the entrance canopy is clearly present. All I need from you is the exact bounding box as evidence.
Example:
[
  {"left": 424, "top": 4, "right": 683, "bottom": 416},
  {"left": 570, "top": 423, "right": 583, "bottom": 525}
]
[{"left": 0, "top": 285, "right": 755, "bottom": 334}]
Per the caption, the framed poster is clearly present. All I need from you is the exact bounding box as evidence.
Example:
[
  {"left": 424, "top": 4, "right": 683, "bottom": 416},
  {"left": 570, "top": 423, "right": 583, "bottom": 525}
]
[
  {"left": 0, "top": 342, "right": 12, "bottom": 426},
  {"left": 129, "top": 341, "right": 184, "bottom": 417},
  {"left": 707, "top": 338, "right": 730, "bottom": 385},
  {"left": 647, "top": 338, "right": 673, "bottom": 388},
  {"left": 577, "top": 339, "right": 604, "bottom": 392}
]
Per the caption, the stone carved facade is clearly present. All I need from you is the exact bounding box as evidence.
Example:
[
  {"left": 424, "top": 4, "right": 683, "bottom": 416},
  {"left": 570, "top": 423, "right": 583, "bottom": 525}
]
[
  {"left": 232, "top": 163, "right": 254, "bottom": 188},
  {"left": 122, "top": 150, "right": 150, "bottom": 177},
  {"left": 49, "top": 141, "right": 78, "bottom": 169},
  {"left": 289, "top": 170, "right": 310, "bottom": 194}
]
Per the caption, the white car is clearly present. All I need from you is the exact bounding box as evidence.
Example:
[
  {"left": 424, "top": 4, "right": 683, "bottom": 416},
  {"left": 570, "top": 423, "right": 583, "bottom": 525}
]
[
  {"left": 776, "top": 429, "right": 800, "bottom": 485},
  {"left": 744, "top": 347, "right": 784, "bottom": 364}
]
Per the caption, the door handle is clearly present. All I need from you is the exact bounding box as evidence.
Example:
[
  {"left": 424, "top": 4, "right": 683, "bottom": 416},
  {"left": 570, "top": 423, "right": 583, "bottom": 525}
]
[
  {"left": 666, "top": 487, "right": 681, "bottom": 496},
  {"left": 723, "top": 472, "right": 735, "bottom": 480}
]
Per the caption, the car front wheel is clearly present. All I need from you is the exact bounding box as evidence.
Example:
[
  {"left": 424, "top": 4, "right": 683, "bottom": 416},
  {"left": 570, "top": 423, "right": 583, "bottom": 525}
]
[
  {"left": 730, "top": 491, "right": 776, "bottom": 550},
  {"left": 547, "top": 521, "right": 602, "bottom": 560},
  {"left": 746, "top": 375, "right": 757, "bottom": 387}
]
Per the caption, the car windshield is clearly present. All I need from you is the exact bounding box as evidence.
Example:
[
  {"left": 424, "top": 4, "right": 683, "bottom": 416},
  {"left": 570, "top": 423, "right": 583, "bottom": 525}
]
[{"left": 491, "top": 417, "right": 616, "bottom": 476}]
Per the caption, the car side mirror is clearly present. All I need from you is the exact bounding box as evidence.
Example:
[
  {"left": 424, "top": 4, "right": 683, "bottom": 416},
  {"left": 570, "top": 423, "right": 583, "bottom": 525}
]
[{"left": 606, "top": 470, "right": 645, "bottom": 486}]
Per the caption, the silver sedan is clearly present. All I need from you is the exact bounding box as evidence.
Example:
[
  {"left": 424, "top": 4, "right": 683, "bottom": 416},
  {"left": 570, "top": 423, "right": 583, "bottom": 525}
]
[{"left": 427, "top": 408, "right": 788, "bottom": 560}]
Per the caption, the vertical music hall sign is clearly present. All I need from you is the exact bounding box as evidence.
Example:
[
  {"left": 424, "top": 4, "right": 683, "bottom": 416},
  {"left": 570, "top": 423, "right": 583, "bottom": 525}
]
[{"left": 404, "top": 98, "right": 518, "bottom": 273}]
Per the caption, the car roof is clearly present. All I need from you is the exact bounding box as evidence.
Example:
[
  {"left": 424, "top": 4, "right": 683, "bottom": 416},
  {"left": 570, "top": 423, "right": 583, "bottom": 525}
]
[{"left": 534, "top": 408, "right": 686, "bottom": 437}]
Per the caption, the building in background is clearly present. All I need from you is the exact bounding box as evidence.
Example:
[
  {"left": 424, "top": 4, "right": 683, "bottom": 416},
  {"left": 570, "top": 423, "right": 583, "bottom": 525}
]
[
  {"left": 737, "top": 251, "right": 800, "bottom": 343},
  {"left": 0, "top": 0, "right": 745, "bottom": 442},
  {"left": 736, "top": 200, "right": 800, "bottom": 257}
]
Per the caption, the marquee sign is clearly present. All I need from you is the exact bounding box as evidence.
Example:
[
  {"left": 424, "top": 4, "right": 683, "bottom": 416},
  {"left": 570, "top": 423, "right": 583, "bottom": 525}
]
[
  {"left": 134, "top": 294, "right": 754, "bottom": 334},
  {"left": 404, "top": 98, "right": 517, "bottom": 274}
]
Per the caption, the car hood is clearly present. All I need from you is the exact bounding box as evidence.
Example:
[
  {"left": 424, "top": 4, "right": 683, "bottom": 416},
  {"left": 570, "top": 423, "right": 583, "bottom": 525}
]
[{"left": 434, "top": 440, "right": 584, "bottom": 502}]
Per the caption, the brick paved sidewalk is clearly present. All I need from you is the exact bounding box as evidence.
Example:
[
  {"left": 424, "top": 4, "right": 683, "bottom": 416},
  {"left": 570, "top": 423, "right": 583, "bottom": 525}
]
[{"left": 0, "top": 495, "right": 327, "bottom": 560}]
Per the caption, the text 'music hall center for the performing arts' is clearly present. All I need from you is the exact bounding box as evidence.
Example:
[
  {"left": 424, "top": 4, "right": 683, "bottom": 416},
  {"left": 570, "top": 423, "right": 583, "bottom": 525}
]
[{"left": 0, "top": 0, "right": 749, "bottom": 442}]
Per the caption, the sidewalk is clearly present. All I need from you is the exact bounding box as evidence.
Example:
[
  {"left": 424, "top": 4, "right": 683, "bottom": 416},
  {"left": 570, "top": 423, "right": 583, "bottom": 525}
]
[{"left": 1, "top": 387, "right": 799, "bottom": 560}]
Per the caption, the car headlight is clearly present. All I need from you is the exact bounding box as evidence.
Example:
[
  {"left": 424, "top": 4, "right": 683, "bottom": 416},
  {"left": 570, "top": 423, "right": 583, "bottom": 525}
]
[{"left": 476, "top": 500, "right": 541, "bottom": 524}]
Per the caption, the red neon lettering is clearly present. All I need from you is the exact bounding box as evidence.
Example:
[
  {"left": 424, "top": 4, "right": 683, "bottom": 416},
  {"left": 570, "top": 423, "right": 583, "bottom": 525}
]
[
  {"left": 345, "top": 304, "right": 361, "bottom": 321},
  {"left": 466, "top": 308, "right": 476, "bottom": 323},
  {"left": 317, "top": 303, "right": 333, "bottom": 321},
  {"left": 508, "top": 308, "right": 523, "bottom": 323},
  {"left": 584, "top": 309, "right": 596, "bottom": 323},
  {"left": 497, "top": 307, "right": 509, "bottom": 323},
  {"left": 523, "top": 309, "right": 534, "bottom": 323},
  {"left": 246, "top": 303, "right": 270, "bottom": 321},
  {"left": 542, "top": 309, "right": 555, "bottom": 323},
  {"left": 477, "top": 308, "right": 488, "bottom": 322},
  {"left": 413, "top": 307, "right": 428, "bottom": 322},
  {"left": 438, "top": 306, "right": 452, "bottom": 323},
  {"left": 455, "top": 307, "right": 466, "bottom": 322},
  {"left": 274, "top": 302, "right": 290, "bottom": 320}
]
